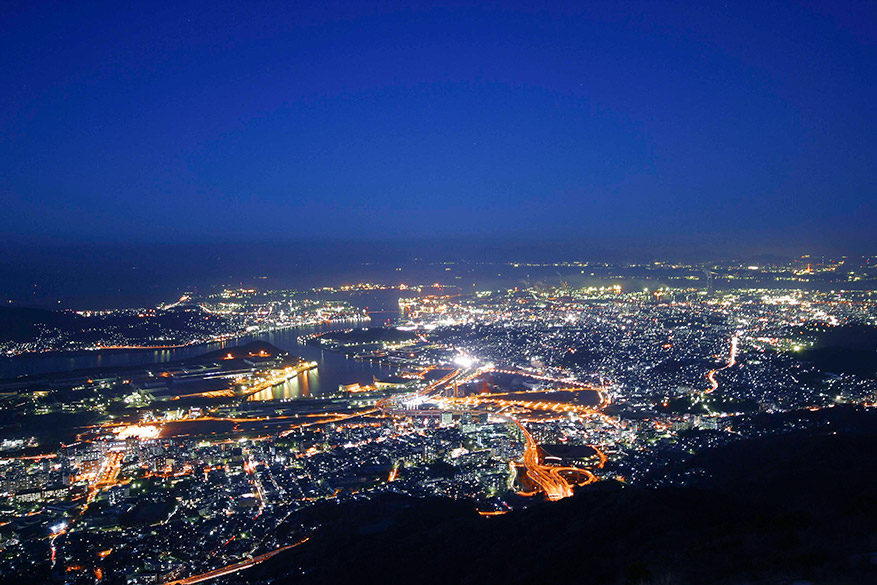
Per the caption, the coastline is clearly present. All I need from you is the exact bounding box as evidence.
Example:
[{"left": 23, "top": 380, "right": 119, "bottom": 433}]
[
  {"left": 0, "top": 317, "right": 371, "bottom": 362},
  {"left": 0, "top": 318, "right": 375, "bottom": 381}
]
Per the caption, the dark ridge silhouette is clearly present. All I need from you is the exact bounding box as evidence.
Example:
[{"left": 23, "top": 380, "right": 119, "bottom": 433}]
[
  {"left": 800, "top": 346, "right": 877, "bottom": 378},
  {"left": 812, "top": 324, "right": 877, "bottom": 351},
  {"left": 796, "top": 323, "right": 877, "bottom": 378},
  {"left": 0, "top": 307, "right": 82, "bottom": 341}
]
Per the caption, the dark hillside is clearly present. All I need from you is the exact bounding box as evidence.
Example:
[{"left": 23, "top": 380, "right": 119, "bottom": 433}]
[
  {"left": 797, "top": 324, "right": 877, "bottom": 378},
  {"left": 0, "top": 307, "right": 82, "bottom": 341}
]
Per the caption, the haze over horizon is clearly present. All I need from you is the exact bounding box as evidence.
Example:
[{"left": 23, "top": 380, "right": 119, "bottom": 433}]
[{"left": 2, "top": 1, "right": 875, "bottom": 253}]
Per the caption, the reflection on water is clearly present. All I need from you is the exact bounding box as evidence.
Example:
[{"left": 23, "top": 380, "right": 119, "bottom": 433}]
[
  {"left": 0, "top": 324, "right": 394, "bottom": 398},
  {"left": 247, "top": 369, "right": 314, "bottom": 402}
]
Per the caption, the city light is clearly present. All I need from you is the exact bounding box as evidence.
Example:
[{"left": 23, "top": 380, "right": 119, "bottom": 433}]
[
  {"left": 113, "top": 424, "right": 162, "bottom": 440},
  {"left": 454, "top": 355, "right": 475, "bottom": 368}
]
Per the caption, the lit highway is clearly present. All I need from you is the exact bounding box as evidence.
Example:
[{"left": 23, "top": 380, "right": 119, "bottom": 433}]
[
  {"left": 509, "top": 416, "right": 579, "bottom": 500},
  {"left": 162, "top": 538, "right": 309, "bottom": 585},
  {"left": 705, "top": 335, "right": 738, "bottom": 394},
  {"left": 378, "top": 365, "right": 604, "bottom": 501}
]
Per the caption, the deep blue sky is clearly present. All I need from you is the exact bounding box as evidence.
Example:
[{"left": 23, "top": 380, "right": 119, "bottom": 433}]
[{"left": 1, "top": 1, "right": 874, "bottom": 254}]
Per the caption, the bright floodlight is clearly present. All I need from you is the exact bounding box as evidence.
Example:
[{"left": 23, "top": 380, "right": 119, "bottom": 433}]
[
  {"left": 114, "top": 424, "right": 161, "bottom": 440},
  {"left": 454, "top": 355, "right": 475, "bottom": 368}
]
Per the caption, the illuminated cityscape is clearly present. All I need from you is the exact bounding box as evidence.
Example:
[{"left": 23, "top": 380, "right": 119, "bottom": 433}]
[
  {"left": 2, "top": 262, "right": 876, "bottom": 583},
  {"left": 2, "top": 2, "right": 875, "bottom": 583}
]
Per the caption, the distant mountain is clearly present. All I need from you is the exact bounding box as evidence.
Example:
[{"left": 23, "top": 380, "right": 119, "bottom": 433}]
[
  {"left": 0, "top": 305, "right": 237, "bottom": 351},
  {"left": 0, "top": 307, "right": 82, "bottom": 341}
]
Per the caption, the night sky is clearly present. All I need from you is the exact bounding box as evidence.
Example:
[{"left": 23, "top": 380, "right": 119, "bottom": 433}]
[{"left": 1, "top": 1, "right": 874, "bottom": 253}]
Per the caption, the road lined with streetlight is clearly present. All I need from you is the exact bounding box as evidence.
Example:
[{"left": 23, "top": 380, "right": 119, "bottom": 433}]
[
  {"left": 378, "top": 365, "right": 605, "bottom": 501},
  {"left": 705, "top": 335, "right": 738, "bottom": 394}
]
